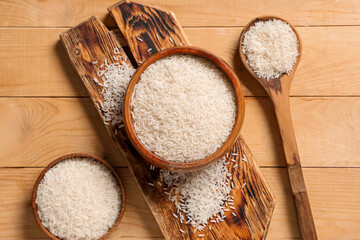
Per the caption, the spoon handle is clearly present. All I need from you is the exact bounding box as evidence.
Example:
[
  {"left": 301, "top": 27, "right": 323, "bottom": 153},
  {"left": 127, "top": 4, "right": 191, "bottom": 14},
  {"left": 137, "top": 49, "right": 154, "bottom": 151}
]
[{"left": 271, "top": 93, "right": 318, "bottom": 240}]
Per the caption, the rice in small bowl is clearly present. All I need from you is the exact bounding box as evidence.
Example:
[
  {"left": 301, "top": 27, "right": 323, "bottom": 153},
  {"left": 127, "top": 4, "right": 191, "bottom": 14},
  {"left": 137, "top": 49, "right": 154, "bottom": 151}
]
[{"left": 32, "top": 153, "right": 125, "bottom": 240}]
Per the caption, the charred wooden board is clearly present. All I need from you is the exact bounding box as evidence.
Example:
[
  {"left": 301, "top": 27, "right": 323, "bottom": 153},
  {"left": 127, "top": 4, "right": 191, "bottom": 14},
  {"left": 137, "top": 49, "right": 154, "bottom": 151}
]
[
  {"left": 60, "top": 16, "right": 132, "bottom": 109},
  {"left": 61, "top": 2, "right": 275, "bottom": 239},
  {"left": 108, "top": 0, "right": 189, "bottom": 65}
]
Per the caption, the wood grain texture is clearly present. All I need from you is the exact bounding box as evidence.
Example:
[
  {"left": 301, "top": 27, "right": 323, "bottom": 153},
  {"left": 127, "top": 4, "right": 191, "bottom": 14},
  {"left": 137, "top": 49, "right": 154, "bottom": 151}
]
[
  {"left": 274, "top": 95, "right": 316, "bottom": 240},
  {"left": 2, "top": 26, "right": 360, "bottom": 97},
  {"left": 0, "top": 0, "right": 359, "bottom": 239},
  {"left": 109, "top": 0, "right": 189, "bottom": 64},
  {"left": 0, "top": 28, "right": 87, "bottom": 97},
  {"left": 0, "top": 98, "right": 126, "bottom": 167},
  {"left": 0, "top": 168, "right": 163, "bottom": 240},
  {"left": 1, "top": 0, "right": 360, "bottom": 27},
  {"left": 1, "top": 97, "right": 360, "bottom": 168},
  {"left": 60, "top": 16, "right": 133, "bottom": 106},
  {"left": 1, "top": 167, "right": 360, "bottom": 239},
  {"left": 187, "top": 26, "right": 360, "bottom": 97},
  {"left": 60, "top": 7, "right": 275, "bottom": 238}
]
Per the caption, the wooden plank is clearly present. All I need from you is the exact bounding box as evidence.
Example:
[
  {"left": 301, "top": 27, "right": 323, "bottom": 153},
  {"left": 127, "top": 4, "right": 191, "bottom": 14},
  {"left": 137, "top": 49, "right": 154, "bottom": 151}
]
[
  {"left": 60, "top": 10, "right": 275, "bottom": 238},
  {"left": 1, "top": 167, "right": 359, "bottom": 239},
  {"left": 1, "top": 0, "right": 360, "bottom": 27},
  {"left": 2, "top": 26, "right": 360, "bottom": 97},
  {"left": 0, "top": 28, "right": 87, "bottom": 97},
  {"left": 243, "top": 97, "right": 360, "bottom": 168},
  {"left": 187, "top": 26, "right": 360, "bottom": 97},
  {"left": 0, "top": 98, "right": 126, "bottom": 167},
  {"left": 0, "top": 27, "right": 125, "bottom": 97},
  {"left": 1, "top": 97, "right": 360, "bottom": 168},
  {"left": 0, "top": 168, "right": 162, "bottom": 239},
  {"left": 290, "top": 97, "right": 360, "bottom": 167},
  {"left": 265, "top": 167, "right": 360, "bottom": 240}
]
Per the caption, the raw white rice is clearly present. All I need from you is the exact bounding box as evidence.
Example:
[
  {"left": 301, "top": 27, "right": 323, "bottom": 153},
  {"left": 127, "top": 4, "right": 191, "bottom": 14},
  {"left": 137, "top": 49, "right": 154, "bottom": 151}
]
[
  {"left": 95, "top": 58, "right": 135, "bottom": 126},
  {"left": 131, "top": 55, "right": 237, "bottom": 162},
  {"left": 242, "top": 19, "right": 299, "bottom": 80},
  {"left": 160, "top": 157, "right": 232, "bottom": 229},
  {"left": 36, "top": 157, "right": 122, "bottom": 240}
]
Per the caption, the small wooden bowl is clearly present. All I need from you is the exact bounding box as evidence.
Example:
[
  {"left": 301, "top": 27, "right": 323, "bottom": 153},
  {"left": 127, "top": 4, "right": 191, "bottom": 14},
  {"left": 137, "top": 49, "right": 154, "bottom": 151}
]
[
  {"left": 32, "top": 153, "right": 126, "bottom": 240},
  {"left": 123, "top": 46, "right": 245, "bottom": 172}
]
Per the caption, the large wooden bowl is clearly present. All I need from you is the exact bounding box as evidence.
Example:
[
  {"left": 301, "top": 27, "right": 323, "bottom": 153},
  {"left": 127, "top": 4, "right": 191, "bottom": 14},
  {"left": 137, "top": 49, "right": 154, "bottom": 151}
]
[
  {"left": 123, "top": 46, "right": 245, "bottom": 172},
  {"left": 32, "top": 153, "right": 126, "bottom": 240}
]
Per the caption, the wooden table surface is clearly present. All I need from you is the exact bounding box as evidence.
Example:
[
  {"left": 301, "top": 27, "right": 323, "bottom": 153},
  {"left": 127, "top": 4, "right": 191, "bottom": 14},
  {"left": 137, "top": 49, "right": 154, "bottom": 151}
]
[{"left": 1, "top": 0, "right": 360, "bottom": 239}]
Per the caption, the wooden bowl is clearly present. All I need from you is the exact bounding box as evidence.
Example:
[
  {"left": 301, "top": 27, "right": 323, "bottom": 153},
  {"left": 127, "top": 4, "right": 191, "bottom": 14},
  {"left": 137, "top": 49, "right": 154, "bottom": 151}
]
[
  {"left": 32, "top": 153, "right": 126, "bottom": 240},
  {"left": 123, "top": 46, "right": 245, "bottom": 172}
]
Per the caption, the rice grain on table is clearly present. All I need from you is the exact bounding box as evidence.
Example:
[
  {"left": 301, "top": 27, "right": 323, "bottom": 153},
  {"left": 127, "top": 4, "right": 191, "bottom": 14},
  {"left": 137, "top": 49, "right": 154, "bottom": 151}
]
[
  {"left": 36, "top": 157, "right": 122, "bottom": 240},
  {"left": 131, "top": 55, "right": 236, "bottom": 162}
]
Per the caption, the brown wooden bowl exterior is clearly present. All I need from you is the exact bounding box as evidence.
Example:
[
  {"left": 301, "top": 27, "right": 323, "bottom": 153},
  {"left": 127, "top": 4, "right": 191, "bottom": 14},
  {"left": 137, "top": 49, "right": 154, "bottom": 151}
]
[
  {"left": 31, "top": 153, "right": 126, "bottom": 240},
  {"left": 123, "top": 46, "right": 245, "bottom": 172},
  {"left": 239, "top": 16, "right": 303, "bottom": 88}
]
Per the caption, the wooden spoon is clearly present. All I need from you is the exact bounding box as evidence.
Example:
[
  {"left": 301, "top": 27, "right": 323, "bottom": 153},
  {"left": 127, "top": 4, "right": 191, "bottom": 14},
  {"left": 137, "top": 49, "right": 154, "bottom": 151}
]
[{"left": 239, "top": 16, "right": 317, "bottom": 240}]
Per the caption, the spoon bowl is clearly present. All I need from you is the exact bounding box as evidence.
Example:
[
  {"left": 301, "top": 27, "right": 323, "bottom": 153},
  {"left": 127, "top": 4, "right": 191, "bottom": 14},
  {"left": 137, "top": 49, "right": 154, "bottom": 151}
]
[{"left": 239, "top": 16, "right": 302, "bottom": 96}]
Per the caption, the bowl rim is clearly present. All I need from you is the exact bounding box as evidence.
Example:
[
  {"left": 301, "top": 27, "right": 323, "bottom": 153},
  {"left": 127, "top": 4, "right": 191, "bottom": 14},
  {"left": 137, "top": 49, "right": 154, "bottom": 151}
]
[
  {"left": 123, "top": 46, "right": 245, "bottom": 172},
  {"left": 31, "top": 153, "right": 126, "bottom": 240}
]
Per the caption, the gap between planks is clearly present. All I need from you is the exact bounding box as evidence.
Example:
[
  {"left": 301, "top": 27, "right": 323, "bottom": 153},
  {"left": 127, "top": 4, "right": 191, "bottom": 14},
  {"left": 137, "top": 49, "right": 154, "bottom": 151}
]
[
  {"left": 2, "top": 166, "right": 360, "bottom": 169},
  {"left": 1, "top": 96, "right": 360, "bottom": 98},
  {"left": 2, "top": 26, "right": 360, "bottom": 97},
  {"left": 2, "top": 25, "right": 360, "bottom": 29}
]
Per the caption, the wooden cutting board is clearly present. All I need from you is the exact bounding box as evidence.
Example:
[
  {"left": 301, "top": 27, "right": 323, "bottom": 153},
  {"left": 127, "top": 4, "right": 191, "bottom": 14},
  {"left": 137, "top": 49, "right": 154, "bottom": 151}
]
[{"left": 60, "top": 1, "right": 275, "bottom": 239}]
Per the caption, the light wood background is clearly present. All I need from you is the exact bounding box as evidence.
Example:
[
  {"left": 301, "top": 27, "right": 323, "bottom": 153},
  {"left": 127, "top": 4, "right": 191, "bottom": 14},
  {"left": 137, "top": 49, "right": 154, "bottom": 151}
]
[{"left": 0, "top": 0, "right": 360, "bottom": 239}]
